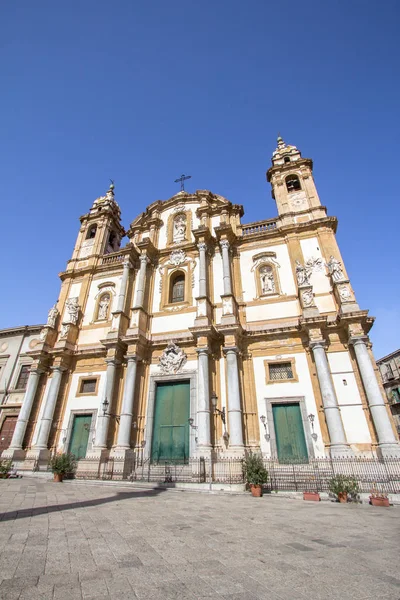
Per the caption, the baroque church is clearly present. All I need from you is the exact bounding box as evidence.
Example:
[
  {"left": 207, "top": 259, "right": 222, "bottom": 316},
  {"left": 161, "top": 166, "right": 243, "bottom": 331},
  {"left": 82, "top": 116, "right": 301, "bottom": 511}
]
[{"left": 2, "top": 137, "right": 399, "bottom": 474}]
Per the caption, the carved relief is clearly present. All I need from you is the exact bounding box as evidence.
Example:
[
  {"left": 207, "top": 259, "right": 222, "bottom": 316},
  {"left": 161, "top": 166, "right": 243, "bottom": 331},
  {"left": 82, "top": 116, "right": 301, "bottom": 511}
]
[
  {"left": 338, "top": 284, "right": 352, "bottom": 302},
  {"left": 159, "top": 341, "right": 187, "bottom": 374},
  {"left": 301, "top": 288, "right": 314, "bottom": 307},
  {"left": 222, "top": 297, "right": 233, "bottom": 315},
  {"left": 169, "top": 250, "right": 186, "bottom": 266},
  {"left": 60, "top": 324, "right": 70, "bottom": 338}
]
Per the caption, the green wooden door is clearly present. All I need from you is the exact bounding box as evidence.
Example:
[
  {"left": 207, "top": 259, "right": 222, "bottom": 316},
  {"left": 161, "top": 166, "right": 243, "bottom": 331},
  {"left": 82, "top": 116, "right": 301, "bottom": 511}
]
[
  {"left": 68, "top": 414, "right": 92, "bottom": 459},
  {"left": 272, "top": 403, "right": 308, "bottom": 463},
  {"left": 151, "top": 381, "right": 190, "bottom": 463}
]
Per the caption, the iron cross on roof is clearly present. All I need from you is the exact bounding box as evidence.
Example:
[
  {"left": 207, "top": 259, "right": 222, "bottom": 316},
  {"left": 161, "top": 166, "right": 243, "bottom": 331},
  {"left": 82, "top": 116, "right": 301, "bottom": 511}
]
[{"left": 174, "top": 173, "right": 192, "bottom": 191}]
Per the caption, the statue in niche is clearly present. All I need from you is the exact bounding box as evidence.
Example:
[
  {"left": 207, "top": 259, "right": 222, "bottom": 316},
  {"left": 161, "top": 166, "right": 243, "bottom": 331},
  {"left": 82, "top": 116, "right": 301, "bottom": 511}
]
[
  {"left": 46, "top": 304, "right": 59, "bottom": 329},
  {"left": 327, "top": 255, "right": 345, "bottom": 282},
  {"left": 295, "top": 260, "right": 310, "bottom": 286},
  {"left": 65, "top": 297, "right": 79, "bottom": 324},
  {"left": 173, "top": 214, "right": 186, "bottom": 242},
  {"left": 98, "top": 294, "right": 110, "bottom": 320},
  {"left": 260, "top": 265, "right": 276, "bottom": 294}
]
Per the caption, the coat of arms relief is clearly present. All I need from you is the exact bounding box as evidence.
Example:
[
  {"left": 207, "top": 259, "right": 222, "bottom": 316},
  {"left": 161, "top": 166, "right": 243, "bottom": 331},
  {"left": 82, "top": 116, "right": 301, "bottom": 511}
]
[{"left": 158, "top": 341, "right": 187, "bottom": 374}]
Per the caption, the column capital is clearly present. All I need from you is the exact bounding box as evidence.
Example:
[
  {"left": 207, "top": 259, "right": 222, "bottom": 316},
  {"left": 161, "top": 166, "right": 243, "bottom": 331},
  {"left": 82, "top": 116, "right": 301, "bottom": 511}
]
[
  {"left": 309, "top": 340, "right": 326, "bottom": 351},
  {"left": 125, "top": 354, "right": 141, "bottom": 364},
  {"left": 50, "top": 365, "right": 68, "bottom": 373},
  {"left": 197, "top": 242, "right": 208, "bottom": 252},
  {"left": 223, "top": 346, "right": 239, "bottom": 356},
  {"left": 123, "top": 257, "right": 133, "bottom": 268},
  {"left": 105, "top": 357, "right": 121, "bottom": 366},
  {"left": 196, "top": 347, "right": 210, "bottom": 356},
  {"left": 348, "top": 335, "right": 369, "bottom": 347},
  {"left": 139, "top": 254, "right": 149, "bottom": 265},
  {"left": 220, "top": 239, "right": 230, "bottom": 251}
]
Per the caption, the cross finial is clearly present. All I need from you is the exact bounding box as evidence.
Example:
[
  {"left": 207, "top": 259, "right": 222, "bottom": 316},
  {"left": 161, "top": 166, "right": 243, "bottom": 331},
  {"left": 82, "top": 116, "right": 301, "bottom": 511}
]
[
  {"left": 174, "top": 174, "right": 192, "bottom": 192},
  {"left": 109, "top": 178, "right": 115, "bottom": 191}
]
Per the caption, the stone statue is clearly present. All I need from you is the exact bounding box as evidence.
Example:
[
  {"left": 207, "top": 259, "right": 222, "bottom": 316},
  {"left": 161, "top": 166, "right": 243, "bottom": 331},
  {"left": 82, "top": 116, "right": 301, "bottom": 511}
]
[
  {"left": 65, "top": 297, "right": 79, "bottom": 324},
  {"left": 295, "top": 260, "right": 310, "bottom": 286},
  {"left": 47, "top": 304, "right": 59, "bottom": 329},
  {"left": 173, "top": 214, "right": 186, "bottom": 242},
  {"left": 98, "top": 294, "right": 110, "bottom": 320},
  {"left": 327, "top": 255, "right": 345, "bottom": 282},
  {"left": 260, "top": 266, "right": 275, "bottom": 294}
]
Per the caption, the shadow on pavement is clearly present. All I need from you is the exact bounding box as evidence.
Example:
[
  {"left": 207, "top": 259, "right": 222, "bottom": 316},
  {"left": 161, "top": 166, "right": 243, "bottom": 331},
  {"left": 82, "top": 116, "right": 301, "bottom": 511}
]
[{"left": 0, "top": 487, "right": 166, "bottom": 522}]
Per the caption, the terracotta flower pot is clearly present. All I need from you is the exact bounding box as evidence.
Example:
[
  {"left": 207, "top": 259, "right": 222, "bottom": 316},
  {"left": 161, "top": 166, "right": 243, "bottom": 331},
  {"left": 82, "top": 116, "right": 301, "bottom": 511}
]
[
  {"left": 303, "top": 492, "right": 321, "bottom": 502},
  {"left": 337, "top": 492, "right": 348, "bottom": 503},
  {"left": 53, "top": 473, "right": 63, "bottom": 483},
  {"left": 250, "top": 484, "right": 263, "bottom": 497},
  {"left": 370, "top": 496, "right": 390, "bottom": 507}
]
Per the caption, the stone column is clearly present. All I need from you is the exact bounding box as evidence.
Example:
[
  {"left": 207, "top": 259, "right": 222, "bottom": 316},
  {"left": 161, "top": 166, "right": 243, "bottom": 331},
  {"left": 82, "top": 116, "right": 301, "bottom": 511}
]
[
  {"left": 350, "top": 336, "right": 400, "bottom": 456},
  {"left": 224, "top": 347, "right": 244, "bottom": 449},
  {"left": 94, "top": 359, "right": 118, "bottom": 449},
  {"left": 134, "top": 255, "right": 148, "bottom": 308},
  {"left": 116, "top": 356, "right": 139, "bottom": 449},
  {"left": 35, "top": 367, "right": 65, "bottom": 450},
  {"left": 198, "top": 243, "right": 208, "bottom": 297},
  {"left": 6, "top": 368, "right": 43, "bottom": 453},
  {"left": 310, "top": 341, "right": 352, "bottom": 456},
  {"left": 116, "top": 258, "right": 132, "bottom": 313},
  {"left": 220, "top": 240, "right": 232, "bottom": 296},
  {"left": 196, "top": 348, "right": 211, "bottom": 450}
]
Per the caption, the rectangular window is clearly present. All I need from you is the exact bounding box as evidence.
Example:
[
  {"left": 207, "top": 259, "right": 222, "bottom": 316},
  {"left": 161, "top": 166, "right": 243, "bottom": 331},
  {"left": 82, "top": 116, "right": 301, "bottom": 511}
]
[
  {"left": 80, "top": 379, "right": 97, "bottom": 394},
  {"left": 269, "top": 362, "right": 294, "bottom": 381},
  {"left": 16, "top": 365, "right": 30, "bottom": 390},
  {"left": 392, "top": 388, "right": 400, "bottom": 404}
]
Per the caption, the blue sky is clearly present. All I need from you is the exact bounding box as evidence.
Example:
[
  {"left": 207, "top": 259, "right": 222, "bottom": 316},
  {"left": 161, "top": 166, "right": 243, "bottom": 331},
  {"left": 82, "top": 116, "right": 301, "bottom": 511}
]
[{"left": 1, "top": 1, "right": 399, "bottom": 359}]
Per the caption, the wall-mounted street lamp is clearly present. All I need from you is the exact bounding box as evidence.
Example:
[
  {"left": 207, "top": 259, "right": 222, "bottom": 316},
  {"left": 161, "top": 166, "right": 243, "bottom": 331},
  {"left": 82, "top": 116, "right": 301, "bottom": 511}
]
[
  {"left": 308, "top": 413, "right": 318, "bottom": 441},
  {"left": 188, "top": 418, "right": 198, "bottom": 430},
  {"left": 102, "top": 398, "right": 120, "bottom": 423},
  {"left": 259, "top": 415, "right": 270, "bottom": 442},
  {"left": 211, "top": 392, "right": 226, "bottom": 425}
]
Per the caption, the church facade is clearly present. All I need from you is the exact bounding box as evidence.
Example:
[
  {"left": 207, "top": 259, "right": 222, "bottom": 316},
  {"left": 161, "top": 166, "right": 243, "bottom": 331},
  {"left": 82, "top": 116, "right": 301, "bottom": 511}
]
[{"left": 3, "top": 137, "right": 399, "bottom": 472}]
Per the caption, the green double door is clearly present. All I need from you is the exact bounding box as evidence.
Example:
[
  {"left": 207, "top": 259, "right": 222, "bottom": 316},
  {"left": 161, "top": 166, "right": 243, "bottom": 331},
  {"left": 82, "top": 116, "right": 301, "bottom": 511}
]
[
  {"left": 151, "top": 381, "right": 190, "bottom": 463},
  {"left": 272, "top": 403, "right": 308, "bottom": 463},
  {"left": 68, "top": 414, "right": 92, "bottom": 459}
]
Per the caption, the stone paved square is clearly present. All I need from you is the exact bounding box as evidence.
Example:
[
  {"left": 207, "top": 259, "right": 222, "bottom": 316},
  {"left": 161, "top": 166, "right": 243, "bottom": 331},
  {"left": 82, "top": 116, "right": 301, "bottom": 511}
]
[{"left": 0, "top": 479, "right": 399, "bottom": 599}]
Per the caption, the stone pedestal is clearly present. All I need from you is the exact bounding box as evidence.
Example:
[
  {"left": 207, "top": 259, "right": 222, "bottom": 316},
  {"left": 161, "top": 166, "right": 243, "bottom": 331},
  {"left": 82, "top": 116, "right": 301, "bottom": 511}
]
[
  {"left": 109, "top": 448, "right": 136, "bottom": 480},
  {"left": 333, "top": 279, "right": 360, "bottom": 314},
  {"left": 24, "top": 448, "right": 51, "bottom": 471},
  {"left": 299, "top": 284, "right": 320, "bottom": 318}
]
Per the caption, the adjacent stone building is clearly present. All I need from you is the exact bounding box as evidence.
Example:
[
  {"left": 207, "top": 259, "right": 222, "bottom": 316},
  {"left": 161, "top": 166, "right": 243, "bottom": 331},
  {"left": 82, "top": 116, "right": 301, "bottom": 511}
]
[
  {"left": 377, "top": 349, "right": 400, "bottom": 435},
  {"left": 2, "top": 137, "right": 399, "bottom": 473},
  {"left": 0, "top": 325, "right": 43, "bottom": 454}
]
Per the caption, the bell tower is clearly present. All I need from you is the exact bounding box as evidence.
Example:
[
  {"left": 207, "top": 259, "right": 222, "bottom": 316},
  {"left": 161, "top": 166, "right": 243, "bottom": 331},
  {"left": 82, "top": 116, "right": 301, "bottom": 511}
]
[
  {"left": 68, "top": 183, "right": 125, "bottom": 271},
  {"left": 267, "top": 136, "right": 327, "bottom": 224}
]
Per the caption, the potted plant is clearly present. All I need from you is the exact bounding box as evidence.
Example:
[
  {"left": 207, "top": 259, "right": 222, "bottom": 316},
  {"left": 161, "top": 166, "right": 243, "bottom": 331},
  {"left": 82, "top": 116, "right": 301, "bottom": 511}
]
[
  {"left": 328, "top": 474, "right": 359, "bottom": 503},
  {"left": 303, "top": 476, "right": 320, "bottom": 501},
  {"left": 0, "top": 459, "right": 12, "bottom": 479},
  {"left": 49, "top": 453, "right": 76, "bottom": 482},
  {"left": 243, "top": 453, "right": 268, "bottom": 497},
  {"left": 370, "top": 486, "right": 390, "bottom": 507}
]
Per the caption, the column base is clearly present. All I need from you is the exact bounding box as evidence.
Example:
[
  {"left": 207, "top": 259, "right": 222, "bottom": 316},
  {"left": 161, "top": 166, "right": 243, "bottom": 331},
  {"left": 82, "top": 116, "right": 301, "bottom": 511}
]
[
  {"left": 1, "top": 448, "right": 26, "bottom": 461},
  {"left": 193, "top": 445, "right": 213, "bottom": 458},
  {"left": 328, "top": 444, "right": 354, "bottom": 458},
  {"left": 25, "top": 448, "right": 51, "bottom": 471},
  {"left": 376, "top": 443, "right": 400, "bottom": 459},
  {"left": 225, "top": 446, "right": 245, "bottom": 458}
]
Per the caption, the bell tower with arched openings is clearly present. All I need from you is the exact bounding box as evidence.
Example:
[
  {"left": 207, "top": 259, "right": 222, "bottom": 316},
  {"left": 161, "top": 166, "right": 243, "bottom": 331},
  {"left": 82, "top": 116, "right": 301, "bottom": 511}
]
[
  {"left": 68, "top": 183, "right": 125, "bottom": 272},
  {"left": 267, "top": 136, "right": 327, "bottom": 225}
]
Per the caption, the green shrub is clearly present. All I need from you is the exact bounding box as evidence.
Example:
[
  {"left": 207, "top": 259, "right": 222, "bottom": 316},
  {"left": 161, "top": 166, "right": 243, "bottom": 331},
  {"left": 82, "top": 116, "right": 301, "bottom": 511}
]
[
  {"left": 0, "top": 459, "right": 12, "bottom": 478},
  {"left": 328, "top": 474, "right": 359, "bottom": 496},
  {"left": 49, "top": 453, "right": 76, "bottom": 476},
  {"left": 243, "top": 453, "right": 268, "bottom": 486}
]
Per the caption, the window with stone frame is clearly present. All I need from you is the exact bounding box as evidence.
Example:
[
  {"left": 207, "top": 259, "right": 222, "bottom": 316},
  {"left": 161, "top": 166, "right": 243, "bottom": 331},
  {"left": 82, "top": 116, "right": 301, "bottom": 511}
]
[
  {"left": 169, "top": 272, "right": 185, "bottom": 303},
  {"left": 269, "top": 362, "right": 294, "bottom": 381},
  {"left": 79, "top": 379, "right": 97, "bottom": 394},
  {"left": 16, "top": 365, "right": 30, "bottom": 390}
]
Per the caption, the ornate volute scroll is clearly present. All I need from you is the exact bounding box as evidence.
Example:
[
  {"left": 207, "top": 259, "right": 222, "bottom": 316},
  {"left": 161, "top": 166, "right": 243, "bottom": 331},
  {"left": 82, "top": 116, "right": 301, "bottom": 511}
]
[{"left": 158, "top": 341, "right": 187, "bottom": 374}]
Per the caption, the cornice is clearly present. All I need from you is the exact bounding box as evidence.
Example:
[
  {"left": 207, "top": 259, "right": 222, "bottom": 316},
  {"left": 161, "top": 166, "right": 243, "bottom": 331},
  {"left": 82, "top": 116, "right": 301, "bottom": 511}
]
[{"left": 0, "top": 324, "right": 45, "bottom": 338}]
